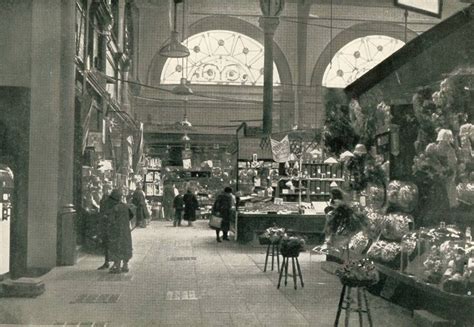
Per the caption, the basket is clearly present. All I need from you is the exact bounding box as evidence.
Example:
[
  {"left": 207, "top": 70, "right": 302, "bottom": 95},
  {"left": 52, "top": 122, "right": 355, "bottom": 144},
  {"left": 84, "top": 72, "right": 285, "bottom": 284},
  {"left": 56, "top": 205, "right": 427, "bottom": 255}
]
[
  {"left": 339, "top": 275, "right": 377, "bottom": 288},
  {"left": 280, "top": 247, "right": 301, "bottom": 257}
]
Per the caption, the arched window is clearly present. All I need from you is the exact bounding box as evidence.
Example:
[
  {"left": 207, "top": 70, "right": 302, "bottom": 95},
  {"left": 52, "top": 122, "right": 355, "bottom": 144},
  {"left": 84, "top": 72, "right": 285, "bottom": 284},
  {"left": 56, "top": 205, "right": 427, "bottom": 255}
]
[
  {"left": 322, "top": 35, "right": 405, "bottom": 88},
  {"left": 160, "top": 30, "right": 281, "bottom": 86}
]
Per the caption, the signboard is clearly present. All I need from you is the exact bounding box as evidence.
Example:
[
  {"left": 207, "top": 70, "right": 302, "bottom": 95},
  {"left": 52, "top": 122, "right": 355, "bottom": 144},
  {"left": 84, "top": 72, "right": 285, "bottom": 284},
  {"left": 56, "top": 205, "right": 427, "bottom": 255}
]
[
  {"left": 394, "top": 0, "right": 443, "bottom": 18},
  {"left": 270, "top": 135, "right": 291, "bottom": 163}
]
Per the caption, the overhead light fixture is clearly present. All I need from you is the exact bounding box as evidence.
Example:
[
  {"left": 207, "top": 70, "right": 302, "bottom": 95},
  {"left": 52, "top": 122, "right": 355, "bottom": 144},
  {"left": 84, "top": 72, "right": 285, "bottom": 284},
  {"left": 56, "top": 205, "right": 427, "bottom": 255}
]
[
  {"left": 172, "top": 77, "right": 193, "bottom": 95},
  {"left": 180, "top": 116, "right": 192, "bottom": 128},
  {"left": 182, "top": 133, "right": 191, "bottom": 142},
  {"left": 159, "top": 0, "right": 190, "bottom": 58}
]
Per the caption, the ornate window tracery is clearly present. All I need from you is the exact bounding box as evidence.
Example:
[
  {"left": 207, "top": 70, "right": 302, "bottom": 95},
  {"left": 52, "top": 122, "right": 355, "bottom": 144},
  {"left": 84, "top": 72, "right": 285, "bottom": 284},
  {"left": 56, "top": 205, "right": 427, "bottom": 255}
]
[
  {"left": 160, "top": 30, "right": 281, "bottom": 86},
  {"left": 322, "top": 35, "right": 405, "bottom": 88}
]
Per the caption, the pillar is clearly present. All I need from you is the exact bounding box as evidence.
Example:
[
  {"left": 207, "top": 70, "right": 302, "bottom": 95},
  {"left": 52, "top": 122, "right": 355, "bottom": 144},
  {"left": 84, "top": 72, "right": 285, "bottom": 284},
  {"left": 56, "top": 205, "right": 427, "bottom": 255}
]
[
  {"left": 117, "top": 0, "right": 126, "bottom": 50},
  {"left": 295, "top": 0, "right": 311, "bottom": 128},
  {"left": 259, "top": 17, "right": 280, "bottom": 136},
  {"left": 28, "top": 0, "right": 76, "bottom": 269}
]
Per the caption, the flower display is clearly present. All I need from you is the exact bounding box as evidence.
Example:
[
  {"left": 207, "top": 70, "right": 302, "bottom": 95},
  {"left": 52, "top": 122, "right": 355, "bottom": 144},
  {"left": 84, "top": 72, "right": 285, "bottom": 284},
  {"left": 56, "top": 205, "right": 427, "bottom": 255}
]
[
  {"left": 279, "top": 235, "right": 306, "bottom": 257},
  {"left": 363, "top": 208, "right": 387, "bottom": 239},
  {"left": 456, "top": 182, "right": 474, "bottom": 205},
  {"left": 423, "top": 245, "right": 444, "bottom": 284},
  {"left": 382, "top": 213, "right": 412, "bottom": 241},
  {"left": 400, "top": 233, "right": 417, "bottom": 256},
  {"left": 387, "top": 180, "right": 419, "bottom": 213},
  {"left": 336, "top": 258, "right": 379, "bottom": 287},
  {"left": 367, "top": 240, "right": 400, "bottom": 264},
  {"left": 348, "top": 231, "right": 370, "bottom": 255},
  {"left": 261, "top": 226, "right": 286, "bottom": 244}
]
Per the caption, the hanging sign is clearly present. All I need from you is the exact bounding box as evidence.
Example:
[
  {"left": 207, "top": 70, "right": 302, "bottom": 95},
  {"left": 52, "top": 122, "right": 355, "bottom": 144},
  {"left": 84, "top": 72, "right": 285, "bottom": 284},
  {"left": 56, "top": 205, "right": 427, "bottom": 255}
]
[
  {"left": 183, "top": 159, "right": 192, "bottom": 169},
  {"left": 270, "top": 135, "right": 291, "bottom": 163},
  {"left": 395, "top": 0, "right": 443, "bottom": 18}
]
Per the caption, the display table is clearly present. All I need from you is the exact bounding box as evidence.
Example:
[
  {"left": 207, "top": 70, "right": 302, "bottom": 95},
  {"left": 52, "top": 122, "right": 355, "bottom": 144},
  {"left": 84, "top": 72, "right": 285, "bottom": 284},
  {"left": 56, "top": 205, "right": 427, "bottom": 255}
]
[
  {"left": 374, "top": 263, "right": 474, "bottom": 324},
  {"left": 236, "top": 212, "right": 326, "bottom": 243}
]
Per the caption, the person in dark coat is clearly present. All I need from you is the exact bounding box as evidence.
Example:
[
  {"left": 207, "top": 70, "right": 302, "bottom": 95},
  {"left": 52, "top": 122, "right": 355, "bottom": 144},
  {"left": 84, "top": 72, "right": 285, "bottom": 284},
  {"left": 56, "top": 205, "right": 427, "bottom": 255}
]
[
  {"left": 182, "top": 189, "right": 199, "bottom": 227},
  {"left": 108, "top": 189, "right": 134, "bottom": 273},
  {"left": 97, "top": 182, "right": 114, "bottom": 270},
  {"left": 212, "top": 186, "right": 234, "bottom": 242},
  {"left": 131, "top": 184, "right": 149, "bottom": 228},
  {"left": 173, "top": 190, "right": 184, "bottom": 227}
]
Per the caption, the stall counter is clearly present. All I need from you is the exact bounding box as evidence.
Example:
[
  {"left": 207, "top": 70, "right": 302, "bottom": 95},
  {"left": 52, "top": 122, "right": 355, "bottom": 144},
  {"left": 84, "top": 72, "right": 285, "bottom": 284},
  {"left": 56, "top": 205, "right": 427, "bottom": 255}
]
[{"left": 236, "top": 212, "right": 326, "bottom": 243}]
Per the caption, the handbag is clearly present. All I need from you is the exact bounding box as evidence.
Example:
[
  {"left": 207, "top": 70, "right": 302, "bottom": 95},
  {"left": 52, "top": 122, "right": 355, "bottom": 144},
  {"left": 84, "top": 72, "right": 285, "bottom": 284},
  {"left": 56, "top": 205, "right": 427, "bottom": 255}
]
[{"left": 209, "top": 215, "right": 223, "bottom": 229}]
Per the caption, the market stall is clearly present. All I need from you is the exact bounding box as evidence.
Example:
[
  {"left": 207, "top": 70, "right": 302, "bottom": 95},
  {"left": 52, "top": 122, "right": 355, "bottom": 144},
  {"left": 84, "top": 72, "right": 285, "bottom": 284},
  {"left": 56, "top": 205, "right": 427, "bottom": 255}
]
[
  {"left": 321, "top": 6, "right": 474, "bottom": 324},
  {"left": 233, "top": 123, "right": 333, "bottom": 243}
]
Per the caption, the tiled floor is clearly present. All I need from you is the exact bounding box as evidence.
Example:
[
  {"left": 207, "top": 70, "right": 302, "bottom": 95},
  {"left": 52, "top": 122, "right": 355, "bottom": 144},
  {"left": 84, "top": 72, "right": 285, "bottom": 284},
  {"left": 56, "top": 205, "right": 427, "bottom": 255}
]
[{"left": 0, "top": 220, "right": 414, "bottom": 326}]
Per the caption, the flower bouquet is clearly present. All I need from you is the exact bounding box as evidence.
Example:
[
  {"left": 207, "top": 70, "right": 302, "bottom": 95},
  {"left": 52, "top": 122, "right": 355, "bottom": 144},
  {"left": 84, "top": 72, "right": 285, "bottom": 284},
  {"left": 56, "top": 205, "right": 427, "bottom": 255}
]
[
  {"left": 280, "top": 235, "right": 305, "bottom": 257},
  {"left": 336, "top": 258, "right": 379, "bottom": 287},
  {"left": 259, "top": 226, "right": 286, "bottom": 245}
]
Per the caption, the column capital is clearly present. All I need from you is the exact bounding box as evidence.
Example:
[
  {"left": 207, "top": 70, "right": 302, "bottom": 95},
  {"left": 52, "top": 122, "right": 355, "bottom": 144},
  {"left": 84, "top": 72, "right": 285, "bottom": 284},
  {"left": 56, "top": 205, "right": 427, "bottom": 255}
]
[{"left": 258, "top": 16, "right": 280, "bottom": 35}]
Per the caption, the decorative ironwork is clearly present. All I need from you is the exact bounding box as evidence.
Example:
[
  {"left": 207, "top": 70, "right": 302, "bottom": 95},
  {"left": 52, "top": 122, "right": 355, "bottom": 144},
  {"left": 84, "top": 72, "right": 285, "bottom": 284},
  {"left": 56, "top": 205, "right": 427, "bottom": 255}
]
[
  {"left": 322, "top": 35, "right": 405, "bottom": 88},
  {"left": 161, "top": 30, "right": 281, "bottom": 86}
]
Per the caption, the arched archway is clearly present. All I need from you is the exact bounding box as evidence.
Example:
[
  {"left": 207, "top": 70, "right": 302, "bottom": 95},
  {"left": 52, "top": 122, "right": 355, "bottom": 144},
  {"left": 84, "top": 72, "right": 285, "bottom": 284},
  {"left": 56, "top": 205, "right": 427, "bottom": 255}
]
[
  {"left": 147, "top": 15, "right": 293, "bottom": 91},
  {"left": 311, "top": 22, "right": 418, "bottom": 88}
]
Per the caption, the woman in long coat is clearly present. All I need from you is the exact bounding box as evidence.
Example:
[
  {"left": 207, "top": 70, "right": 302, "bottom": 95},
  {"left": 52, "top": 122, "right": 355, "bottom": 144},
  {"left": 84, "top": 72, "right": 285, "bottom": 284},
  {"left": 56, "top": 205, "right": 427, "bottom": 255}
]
[
  {"left": 182, "top": 189, "right": 199, "bottom": 226},
  {"left": 107, "top": 189, "right": 134, "bottom": 273},
  {"left": 212, "top": 187, "right": 234, "bottom": 242}
]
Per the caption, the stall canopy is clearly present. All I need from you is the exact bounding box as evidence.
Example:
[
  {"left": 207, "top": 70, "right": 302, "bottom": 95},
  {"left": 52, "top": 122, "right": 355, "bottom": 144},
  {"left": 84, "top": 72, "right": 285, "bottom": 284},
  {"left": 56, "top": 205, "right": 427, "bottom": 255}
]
[{"left": 344, "top": 4, "right": 474, "bottom": 104}]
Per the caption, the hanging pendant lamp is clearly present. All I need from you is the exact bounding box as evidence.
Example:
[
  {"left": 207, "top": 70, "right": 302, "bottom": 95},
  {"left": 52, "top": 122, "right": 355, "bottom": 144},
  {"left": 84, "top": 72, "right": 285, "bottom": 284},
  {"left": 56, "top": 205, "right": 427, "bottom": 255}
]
[
  {"left": 172, "top": 77, "right": 193, "bottom": 95},
  {"left": 182, "top": 132, "right": 191, "bottom": 142},
  {"left": 159, "top": 0, "right": 189, "bottom": 58}
]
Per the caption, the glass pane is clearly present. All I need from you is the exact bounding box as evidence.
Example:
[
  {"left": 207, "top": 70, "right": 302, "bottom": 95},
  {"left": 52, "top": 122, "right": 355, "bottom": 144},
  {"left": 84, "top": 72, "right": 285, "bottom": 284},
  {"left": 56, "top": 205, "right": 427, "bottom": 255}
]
[{"left": 161, "top": 30, "right": 281, "bottom": 86}]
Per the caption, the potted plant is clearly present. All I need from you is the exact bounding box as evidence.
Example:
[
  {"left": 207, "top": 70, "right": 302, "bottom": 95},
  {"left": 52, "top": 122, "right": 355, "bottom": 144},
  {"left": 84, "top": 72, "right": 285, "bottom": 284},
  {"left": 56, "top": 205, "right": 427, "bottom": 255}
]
[
  {"left": 259, "top": 226, "right": 286, "bottom": 245},
  {"left": 280, "top": 235, "right": 306, "bottom": 257}
]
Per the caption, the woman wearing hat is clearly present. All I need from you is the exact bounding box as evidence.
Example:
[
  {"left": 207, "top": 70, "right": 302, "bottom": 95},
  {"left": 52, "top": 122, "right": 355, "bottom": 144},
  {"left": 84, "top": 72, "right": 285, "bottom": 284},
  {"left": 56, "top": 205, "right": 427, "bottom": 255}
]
[{"left": 107, "top": 189, "right": 134, "bottom": 273}]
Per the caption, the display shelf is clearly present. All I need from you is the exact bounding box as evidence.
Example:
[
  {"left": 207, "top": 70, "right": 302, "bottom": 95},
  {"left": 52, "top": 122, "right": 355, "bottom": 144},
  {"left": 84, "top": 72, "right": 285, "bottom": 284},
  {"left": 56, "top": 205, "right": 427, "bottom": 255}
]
[
  {"left": 276, "top": 162, "right": 345, "bottom": 202},
  {"left": 143, "top": 168, "right": 161, "bottom": 198}
]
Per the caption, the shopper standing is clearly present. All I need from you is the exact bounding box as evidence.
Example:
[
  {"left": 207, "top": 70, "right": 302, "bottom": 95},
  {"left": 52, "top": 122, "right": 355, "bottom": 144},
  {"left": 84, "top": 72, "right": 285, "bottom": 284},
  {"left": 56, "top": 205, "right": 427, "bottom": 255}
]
[
  {"left": 108, "top": 189, "right": 134, "bottom": 273},
  {"left": 97, "top": 182, "right": 114, "bottom": 270},
  {"left": 131, "top": 184, "right": 149, "bottom": 228},
  {"left": 183, "top": 189, "right": 199, "bottom": 227},
  {"left": 212, "top": 187, "right": 234, "bottom": 242},
  {"left": 173, "top": 190, "right": 184, "bottom": 227},
  {"left": 163, "top": 183, "right": 175, "bottom": 221}
]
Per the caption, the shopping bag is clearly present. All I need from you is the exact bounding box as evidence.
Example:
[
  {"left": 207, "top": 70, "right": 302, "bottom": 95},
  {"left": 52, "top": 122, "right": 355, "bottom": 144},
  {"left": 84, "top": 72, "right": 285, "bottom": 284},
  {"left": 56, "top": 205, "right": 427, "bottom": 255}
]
[{"left": 209, "top": 215, "right": 223, "bottom": 229}]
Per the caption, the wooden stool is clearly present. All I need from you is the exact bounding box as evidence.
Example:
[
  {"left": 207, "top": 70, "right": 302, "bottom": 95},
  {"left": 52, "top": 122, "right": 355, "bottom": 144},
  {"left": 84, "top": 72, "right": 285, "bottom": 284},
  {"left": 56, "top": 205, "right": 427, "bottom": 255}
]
[
  {"left": 277, "top": 255, "right": 304, "bottom": 289},
  {"left": 334, "top": 285, "right": 373, "bottom": 327},
  {"left": 264, "top": 242, "right": 280, "bottom": 272}
]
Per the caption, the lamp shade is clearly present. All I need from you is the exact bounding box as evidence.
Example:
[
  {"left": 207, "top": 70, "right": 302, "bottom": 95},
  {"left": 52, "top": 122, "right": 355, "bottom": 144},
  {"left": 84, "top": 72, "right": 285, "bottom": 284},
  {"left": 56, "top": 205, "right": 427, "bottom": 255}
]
[
  {"left": 180, "top": 116, "right": 192, "bottom": 128},
  {"left": 159, "top": 31, "right": 190, "bottom": 58},
  {"left": 182, "top": 133, "right": 191, "bottom": 142},
  {"left": 172, "top": 78, "right": 193, "bottom": 95}
]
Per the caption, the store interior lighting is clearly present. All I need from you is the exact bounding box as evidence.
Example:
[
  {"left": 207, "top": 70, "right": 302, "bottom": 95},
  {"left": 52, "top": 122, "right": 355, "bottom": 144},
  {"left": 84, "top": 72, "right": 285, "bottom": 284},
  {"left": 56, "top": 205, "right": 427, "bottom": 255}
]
[
  {"left": 159, "top": 0, "right": 190, "bottom": 58},
  {"left": 172, "top": 77, "right": 193, "bottom": 95}
]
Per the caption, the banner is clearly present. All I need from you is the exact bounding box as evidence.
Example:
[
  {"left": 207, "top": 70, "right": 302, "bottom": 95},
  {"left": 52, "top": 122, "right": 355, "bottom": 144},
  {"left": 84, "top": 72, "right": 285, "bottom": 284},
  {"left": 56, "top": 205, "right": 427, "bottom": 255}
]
[
  {"left": 183, "top": 159, "right": 192, "bottom": 169},
  {"left": 270, "top": 135, "right": 291, "bottom": 163}
]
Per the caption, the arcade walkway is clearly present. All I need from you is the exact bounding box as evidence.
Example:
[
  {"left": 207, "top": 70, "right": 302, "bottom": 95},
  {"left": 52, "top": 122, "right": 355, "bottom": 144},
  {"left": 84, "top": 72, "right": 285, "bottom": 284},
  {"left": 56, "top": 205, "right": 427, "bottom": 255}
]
[{"left": 0, "top": 221, "right": 413, "bottom": 326}]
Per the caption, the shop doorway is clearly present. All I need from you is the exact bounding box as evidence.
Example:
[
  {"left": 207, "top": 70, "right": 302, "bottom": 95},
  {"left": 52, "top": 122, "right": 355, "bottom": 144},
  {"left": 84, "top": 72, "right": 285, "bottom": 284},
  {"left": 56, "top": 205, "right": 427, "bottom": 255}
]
[{"left": 0, "top": 165, "right": 13, "bottom": 277}]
